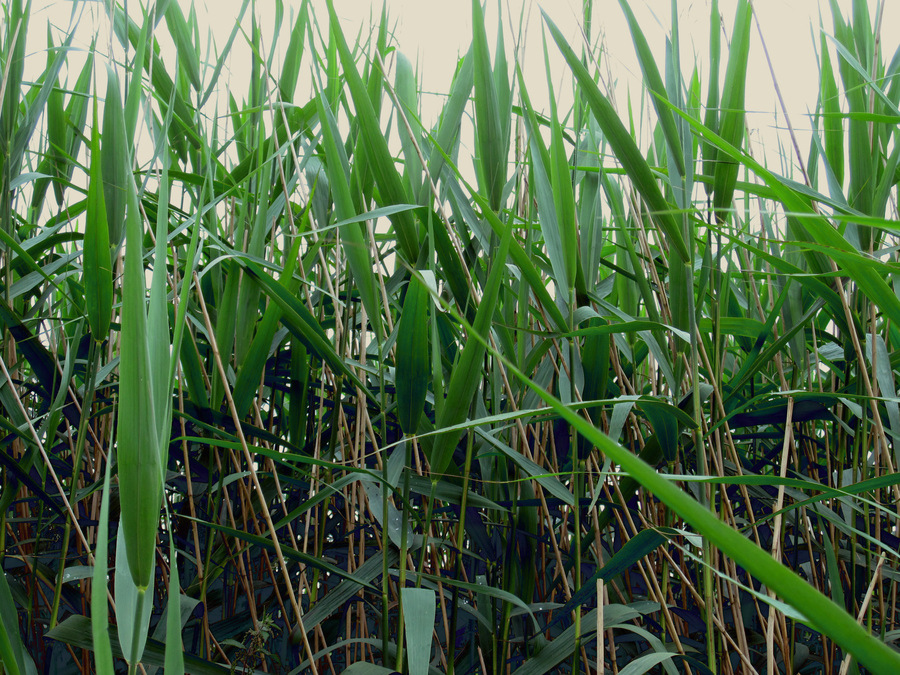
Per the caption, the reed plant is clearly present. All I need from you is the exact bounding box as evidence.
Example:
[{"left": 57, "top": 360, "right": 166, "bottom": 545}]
[{"left": 2, "top": 0, "right": 900, "bottom": 673}]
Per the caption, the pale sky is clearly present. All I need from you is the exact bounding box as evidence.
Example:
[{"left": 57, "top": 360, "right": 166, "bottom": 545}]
[{"left": 22, "top": 0, "right": 900, "bottom": 176}]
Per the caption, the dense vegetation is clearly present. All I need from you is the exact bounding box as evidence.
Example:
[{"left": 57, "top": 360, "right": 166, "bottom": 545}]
[{"left": 2, "top": 0, "right": 900, "bottom": 672}]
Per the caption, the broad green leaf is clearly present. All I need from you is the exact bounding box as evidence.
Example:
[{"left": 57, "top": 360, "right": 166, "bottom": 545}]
[
  {"left": 361, "top": 479, "right": 415, "bottom": 550},
  {"left": 668, "top": 100, "right": 900, "bottom": 332},
  {"left": 518, "top": 60, "right": 573, "bottom": 305},
  {"left": 617, "top": 652, "right": 677, "bottom": 675},
  {"left": 421, "top": 49, "right": 472, "bottom": 204},
  {"left": 34, "top": 26, "right": 66, "bottom": 210},
  {"left": 512, "top": 608, "right": 599, "bottom": 675},
  {"left": 341, "top": 665, "right": 397, "bottom": 675},
  {"left": 298, "top": 552, "right": 399, "bottom": 635},
  {"left": 401, "top": 588, "right": 435, "bottom": 675},
  {"left": 8, "top": 11, "right": 73, "bottom": 181},
  {"left": 106, "top": 3, "right": 200, "bottom": 151},
  {"left": 618, "top": 0, "right": 685, "bottom": 178},
  {"left": 90, "top": 450, "right": 114, "bottom": 672},
  {"left": 238, "top": 257, "right": 374, "bottom": 398},
  {"left": 115, "top": 533, "right": 153, "bottom": 666},
  {"left": 471, "top": 0, "right": 506, "bottom": 211},
  {"left": 314, "top": 87, "right": 384, "bottom": 340},
  {"left": 181, "top": 515, "right": 376, "bottom": 589},
  {"left": 819, "top": 28, "right": 844, "bottom": 186},
  {"left": 164, "top": 524, "right": 184, "bottom": 673},
  {"left": 278, "top": 0, "right": 308, "bottom": 101},
  {"left": 549, "top": 528, "right": 670, "bottom": 629},
  {"left": 396, "top": 275, "right": 429, "bottom": 434},
  {"left": 324, "top": 0, "right": 420, "bottom": 263},
  {"left": 429, "top": 201, "right": 512, "bottom": 478},
  {"left": 436, "top": 142, "right": 569, "bottom": 333},
  {"left": 163, "top": 1, "right": 200, "bottom": 90},
  {"left": 232, "top": 240, "right": 299, "bottom": 418},
  {"left": 116, "top": 149, "right": 162, "bottom": 590},
  {"left": 403, "top": 570, "right": 540, "bottom": 633},
  {"left": 102, "top": 65, "right": 128, "bottom": 248},
  {"left": 0, "top": 569, "right": 32, "bottom": 675},
  {"left": 543, "top": 12, "right": 689, "bottom": 264},
  {"left": 395, "top": 51, "right": 423, "bottom": 199},
  {"left": 712, "top": 0, "right": 751, "bottom": 218},
  {"left": 84, "top": 93, "right": 113, "bottom": 340}
]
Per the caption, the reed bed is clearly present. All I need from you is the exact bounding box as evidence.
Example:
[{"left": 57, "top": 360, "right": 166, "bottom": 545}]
[{"left": 2, "top": 0, "right": 900, "bottom": 673}]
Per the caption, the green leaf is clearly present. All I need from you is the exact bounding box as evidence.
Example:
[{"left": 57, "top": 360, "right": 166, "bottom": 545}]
[
  {"left": 617, "top": 652, "right": 677, "bottom": 675},
  {"left": 0, "top": 569, "right": 32, "bottom": 675},
  {"left": 164, "top": 528, "right": 184, "bottom": 673},
  {"left": 485, "top": 322, "right": 900, "bottom": 673},
  {"left": 421, "top": 50, "right": 473, "bottom": 205},
  {"left": 324, "top": 0, "right": 420, "bottom": 263},
  {"left": 550, "top": 529, "right": 670, "bottom": 626},
  {"left": 314, "top": 88, "right": 384, "bottom": 341},
  {"left": 401, "top": 588, "right": 435, "bottom": 675},
  {"left": 668, "top": 99, "right": 900, "bottom": 332},
  {"left": 712, "top": 0, "right": 751, "bottom": 218},
  {"left": 543, "top": 12, "right": 689, "bottom": 264},
  {"left": 232, "top": 238, "right": 300, "bottom": 418},
  {"left": 116, "top": 152, "right": 162, "bottom": 591},
  {"left": 518, "top": 63, "right": 573, "bottom": 304},
  {"left": 618, "top": 0, "right": 685, "bottom": 178},
  {"left": 102, "top": 65, "right": 129, "bottom": 248},
  {"left": 239, "top": 258, "right": 374, "bottom": 399},
  {"left": 47, "top": 615, "right": 234, "bottom": 674},
  {"left": 163, "top": 0, "right": 200, "bottom": 90},
  {"left": 297, "top": 552, "right": 399, "bottom": 637},
  {"left": 403, "top": 570, "right": 540, "bottom": 633},
  {"left": 90, "top": 450, "right": 114, "bottom": 671},
  {"left": 396, "top": 275, "right": 429, "bottom": 434},
  {"left": 395, "top": 51, "right": 423, "bottom": 199},
  {"left": 278, "top": 0, "right": 308, "bottom": 101},
  {"left": 181, "top": 515, "right": 377, "bottom": 589},
  {"left": 84, "top": 92, "right": 113, "bottom": 340},
  {"left": 429, "top": 200, "right": 512, "bottom": 478},
  {"left": 819, "top": 28, "right": 844, "bottom": 186},
  {"left": 341, "top": 665, "right": 398, "bottom": 675},
  {"left": 115, "top": 532, "right": 153, "bottom": 666},
  {"left": 471, "top": 0, "right": 506, "bottom": 210}
]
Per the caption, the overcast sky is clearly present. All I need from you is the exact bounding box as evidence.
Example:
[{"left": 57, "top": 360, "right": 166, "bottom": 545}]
[{"left": 23, "top": 0, "right": 900, "bottom": 171}]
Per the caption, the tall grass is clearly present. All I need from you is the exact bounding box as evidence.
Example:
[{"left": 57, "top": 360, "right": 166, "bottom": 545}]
[{"left": 2, "top": 0, "right": 900, "bottom": 673}]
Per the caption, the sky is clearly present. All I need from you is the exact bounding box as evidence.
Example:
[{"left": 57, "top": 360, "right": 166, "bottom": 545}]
[{"left": 21, "top": 0, "right": 900, "bottom": 174}]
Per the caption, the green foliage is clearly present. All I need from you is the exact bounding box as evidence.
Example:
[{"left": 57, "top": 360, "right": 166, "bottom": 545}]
[{"left": 2, "top": 1, "right": 900, "bottom": 673}]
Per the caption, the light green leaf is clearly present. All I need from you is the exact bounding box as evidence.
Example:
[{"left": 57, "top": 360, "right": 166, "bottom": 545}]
[
  {"left": 84, "top": 93, "right": 113, "bottom": 340},
  {"left": 396, "top": 275, "right": 429, "bottom": 434},
  {"left": 401, "top": 588, "right": 435, "bottom": 675}
]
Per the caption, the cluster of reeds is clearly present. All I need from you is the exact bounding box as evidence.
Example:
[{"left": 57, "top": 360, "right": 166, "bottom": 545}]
[{"left": 2, "top": 0, "right": 900, "bottom": 673}]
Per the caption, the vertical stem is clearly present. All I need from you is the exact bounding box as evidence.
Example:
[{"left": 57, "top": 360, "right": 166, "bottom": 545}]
[{"left": 568, "top": 303, "right": 583, "bottom": 674}]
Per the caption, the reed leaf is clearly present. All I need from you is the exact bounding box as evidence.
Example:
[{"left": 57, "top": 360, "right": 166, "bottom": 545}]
[
  {"left": 84, "top": 92, "right": 113, "bottom": 340},
  {"left": 543, "top": 12, "right": 690, "bottom": 264}
]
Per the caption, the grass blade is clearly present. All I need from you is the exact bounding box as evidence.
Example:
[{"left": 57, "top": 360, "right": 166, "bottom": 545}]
[
  {"left": 0, "top": 570, "right": 31, "bottom": 675},
  {"left": 84, "top": 91, "right": 113, "bottom": 340},
  {"left": 396, "top": 274, "right": 429, "bottom": 435},
  {"left": 401, "top": 588, "right": 435, "bottom": 675},
  {"left": 543, "top": 11, "right": 689, "bottom": 263},
  {"left": 90, "top": 448, "right": 114, "bottom": 672},
  {"left": 116, "top": 183, "right": 161, "bottom": 592},
  {"left": 477, "top": 304, "right": 900, "bottom": 675},
  {"left": 471, "top": 0, "right": 506, "bottom": 211},
  {"left": 429, "top": 201, "right": 512, "bottom": 478},
  {"left": 163, "top": 0, "right": 200, "bottom": 91},
  {"left": 712, "top": 0, "right": 751, "bottom": 218},
  {"left": 324, "top": 0, "right": 420, "bottom": 263}
]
